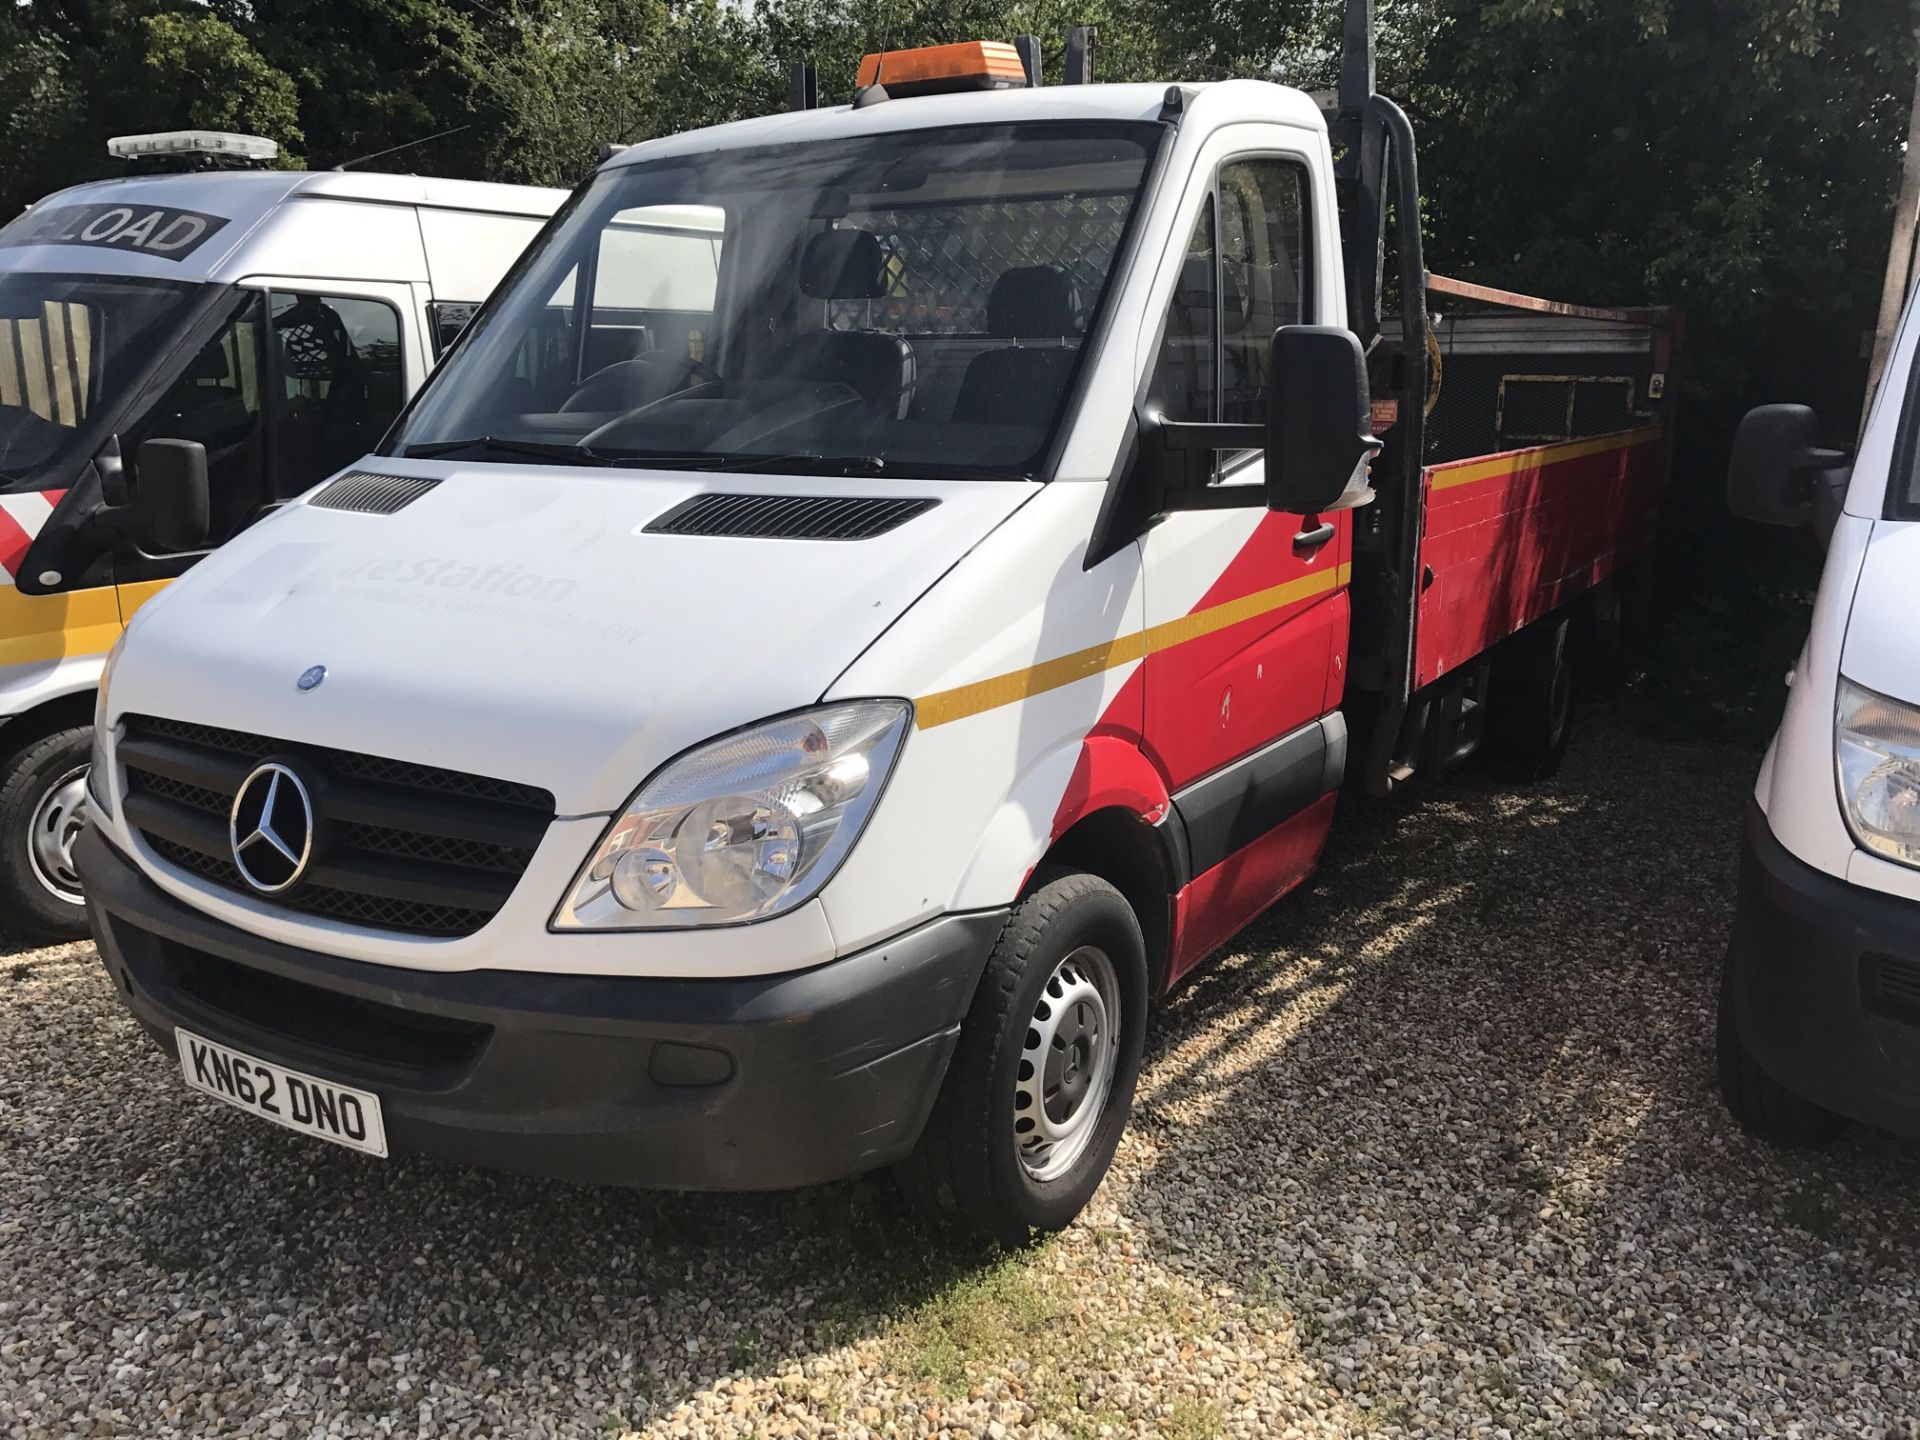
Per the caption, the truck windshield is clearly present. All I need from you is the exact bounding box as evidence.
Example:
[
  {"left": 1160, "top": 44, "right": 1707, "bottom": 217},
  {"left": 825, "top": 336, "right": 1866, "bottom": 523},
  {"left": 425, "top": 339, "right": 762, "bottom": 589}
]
[
  {"left": 0, "top": 272, "right": 200, "bottom": 485},
  {"left": 389, "top": 121, "right": 1162, "bottom": 479}
]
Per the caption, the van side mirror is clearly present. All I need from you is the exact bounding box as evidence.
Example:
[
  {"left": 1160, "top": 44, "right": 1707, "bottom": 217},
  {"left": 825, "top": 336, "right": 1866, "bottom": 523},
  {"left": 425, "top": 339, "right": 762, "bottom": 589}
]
[
  {"left": 1728, "top": 404, "right": 1851, "bottom": 543},
  {"left": 1265, "top": 325, "right": 1379, "bottom": 513},
  {"left": 132, "top": 439, "right": 210, "bottom": 553}
]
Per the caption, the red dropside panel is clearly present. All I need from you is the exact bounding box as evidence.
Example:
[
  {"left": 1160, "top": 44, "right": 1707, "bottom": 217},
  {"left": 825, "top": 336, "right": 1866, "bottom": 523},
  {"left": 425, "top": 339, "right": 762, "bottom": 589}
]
[{"left": 1414, "top": 428, "right": 1662, "bottom": 688}]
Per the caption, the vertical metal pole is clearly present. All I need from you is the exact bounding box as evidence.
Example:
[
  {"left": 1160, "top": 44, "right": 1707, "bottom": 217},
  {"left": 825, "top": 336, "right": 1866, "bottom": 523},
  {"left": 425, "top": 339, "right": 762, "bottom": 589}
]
[
  {"left": 1339, "top": 0, "right": 1375, "bottom": 111},
  {"left": 787, "top": 62, "right": 818, "bottom": 112},
  {"left": 1015, "top": 35, "right": 1043, "bottom": 87},
  {"left": 1064, "top": 26, "right": 1096, "bottom": 85},
  {"left": 1863, "top": 33, "right": 1920, "bottom": 443}
]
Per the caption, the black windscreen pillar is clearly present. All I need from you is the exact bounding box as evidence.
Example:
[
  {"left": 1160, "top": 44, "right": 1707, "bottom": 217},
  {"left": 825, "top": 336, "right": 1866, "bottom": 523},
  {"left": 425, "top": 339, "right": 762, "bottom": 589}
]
[
  {"left": 787, "top": 62, "right": 818, "bottom": 112},
  {"left": 1015, "top": 34, "right": 1043, "bottom": 86},
  {"left": 1064, "top": 25, "right": 1096, "bottom": 84},
  {"left": 1339, "top": 0, "right": 1374, "bottom": 109}
]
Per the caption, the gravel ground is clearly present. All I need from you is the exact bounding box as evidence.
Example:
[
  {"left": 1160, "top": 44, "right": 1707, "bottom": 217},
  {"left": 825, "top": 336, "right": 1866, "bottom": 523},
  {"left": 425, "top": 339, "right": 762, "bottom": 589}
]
[{"left": 6, "top": 697, "right": 1920, "bottom": 1438}]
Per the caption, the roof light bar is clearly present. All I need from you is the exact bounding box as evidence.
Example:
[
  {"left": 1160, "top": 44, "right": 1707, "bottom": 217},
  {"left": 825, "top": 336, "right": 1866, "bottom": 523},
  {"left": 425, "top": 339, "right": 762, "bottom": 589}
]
[
  {"left": 107, "top": 131, "right": 279, "bottom": 162},
  {"left": 855, "top": 41, "right": 1028, "bottom": 99}
]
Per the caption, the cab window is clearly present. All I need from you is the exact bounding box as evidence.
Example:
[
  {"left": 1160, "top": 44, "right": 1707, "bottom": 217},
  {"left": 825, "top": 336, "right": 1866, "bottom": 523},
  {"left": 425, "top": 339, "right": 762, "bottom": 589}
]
[
  {"left": 130, "top": 292, "right": 268, "bottom": 544},
  {"left": 1149, "top": 157, "right": 1311, "bottom": 429},
  {"left": 268, "top": 292, "right": 402, "bottom": 493},
  {"left": 128, "top": 290, "right": 403, "bottom": 546}
]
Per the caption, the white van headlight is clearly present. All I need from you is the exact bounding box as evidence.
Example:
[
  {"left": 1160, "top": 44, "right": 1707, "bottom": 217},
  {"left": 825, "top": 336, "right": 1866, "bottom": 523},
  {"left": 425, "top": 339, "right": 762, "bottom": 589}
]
[
  {"left": 553, "top": 700, "right": 911, "bottom": 930},
  {"left": 1836, "top": 677, "right": 1920, "bottom": 869}
]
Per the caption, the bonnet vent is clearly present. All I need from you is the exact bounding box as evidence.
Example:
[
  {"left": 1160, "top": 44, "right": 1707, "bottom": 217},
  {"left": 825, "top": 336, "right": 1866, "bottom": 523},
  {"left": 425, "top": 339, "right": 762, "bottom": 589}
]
[
  {"left": 310, "top": 471, "right": 442, "bottom": 515},
  {"left": 645, "top": 492, "right": 938, "bottom": 540}
]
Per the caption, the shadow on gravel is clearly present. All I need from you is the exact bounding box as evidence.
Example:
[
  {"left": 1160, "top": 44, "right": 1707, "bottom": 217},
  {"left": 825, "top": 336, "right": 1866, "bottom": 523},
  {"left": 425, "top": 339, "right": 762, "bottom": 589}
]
[{"left": 1108, "top": 696, "right": 1920, "bottom": 1428}]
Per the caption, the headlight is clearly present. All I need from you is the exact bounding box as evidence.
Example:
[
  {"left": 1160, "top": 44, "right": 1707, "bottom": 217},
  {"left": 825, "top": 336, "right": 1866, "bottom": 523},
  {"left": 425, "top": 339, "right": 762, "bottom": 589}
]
[
  {"left": 1836, "top": 676, "right": 1920, "bottom": 868},
  {"left": 553, "top": 700, "right": 911, "bottom": 930}
]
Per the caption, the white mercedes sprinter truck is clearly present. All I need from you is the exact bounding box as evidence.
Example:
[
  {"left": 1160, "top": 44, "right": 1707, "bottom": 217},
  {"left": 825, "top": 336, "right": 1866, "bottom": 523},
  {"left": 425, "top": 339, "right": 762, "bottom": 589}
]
[
  {"left": 78, "top": 37, "right": 1668, "bottom": 1240},
  {"left": 1717, "top": 279, "right": 1920, "bottom": 1148},
  {"left": 0, "top": 132, "right": 562, "bottom": 938}
]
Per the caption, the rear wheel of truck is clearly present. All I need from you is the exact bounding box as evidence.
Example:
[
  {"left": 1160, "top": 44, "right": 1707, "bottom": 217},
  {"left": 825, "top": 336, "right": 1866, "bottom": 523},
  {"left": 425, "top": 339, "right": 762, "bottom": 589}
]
[
  {"left": 1716, "top": 952, "right": 1846, "bottom": 1147},
  {"left": 895, "top": 869, "right": 1148, "bottom": 1246},
  {"left": 0, "top": 726, "right": 95, "bottom": 944},
  {"left": 1488, "top": 613, "right": 1574, "bottom": 780}
]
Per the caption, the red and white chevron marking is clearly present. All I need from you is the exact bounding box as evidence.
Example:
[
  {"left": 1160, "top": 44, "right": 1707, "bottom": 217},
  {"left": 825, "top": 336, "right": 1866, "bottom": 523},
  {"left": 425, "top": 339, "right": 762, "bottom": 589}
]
[{"left": 0, "top": 490, "right": 65, "bottom": 587}]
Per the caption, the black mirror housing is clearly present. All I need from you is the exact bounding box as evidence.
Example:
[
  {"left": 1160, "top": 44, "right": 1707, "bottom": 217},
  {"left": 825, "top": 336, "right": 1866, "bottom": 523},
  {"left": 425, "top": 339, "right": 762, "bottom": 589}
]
[
  {"left": 133, "top": 439, "right": 211, "bottom": 553},
  {"left": 1266, "top": 325, "right": 1378, "bottom": 514},
  {"left": 1727, "top": 403, "right": 1850, "bottom": 531}
]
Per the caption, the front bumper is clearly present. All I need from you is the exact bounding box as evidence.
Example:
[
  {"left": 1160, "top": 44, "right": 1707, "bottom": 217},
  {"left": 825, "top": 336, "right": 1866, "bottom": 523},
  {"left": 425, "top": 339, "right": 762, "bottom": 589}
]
[
  {"left": 80, "top": 827, "right": 1006, "bottom": 1190},
  {"left": 1727, "top": 801, "right": 1920, "bottom": 1137}
]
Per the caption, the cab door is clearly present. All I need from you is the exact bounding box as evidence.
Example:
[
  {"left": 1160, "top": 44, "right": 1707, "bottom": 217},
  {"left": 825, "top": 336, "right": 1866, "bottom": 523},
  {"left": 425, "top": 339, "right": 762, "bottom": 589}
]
[
  {"left": 113, "top": 279, "right": 415, "bottom": 622},
  {"left": 1137, "top": 144, "right": 1350, "bottom": 974}
]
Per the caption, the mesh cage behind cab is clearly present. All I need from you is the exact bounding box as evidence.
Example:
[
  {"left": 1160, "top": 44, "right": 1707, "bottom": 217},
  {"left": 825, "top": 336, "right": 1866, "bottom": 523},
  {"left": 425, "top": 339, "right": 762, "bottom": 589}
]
[{"left": 827, "top": 193, "right": 1132, "bottom": 337}]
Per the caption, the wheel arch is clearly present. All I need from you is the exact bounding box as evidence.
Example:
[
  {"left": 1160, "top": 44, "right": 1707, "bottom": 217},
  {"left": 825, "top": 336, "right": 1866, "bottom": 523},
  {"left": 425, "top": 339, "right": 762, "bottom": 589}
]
[
  {"left": 0, "top": 686, "right": 97, "bottom": 760},
  {"left": 1036, "top": 806, "right": 1179, "bottom": 999}
]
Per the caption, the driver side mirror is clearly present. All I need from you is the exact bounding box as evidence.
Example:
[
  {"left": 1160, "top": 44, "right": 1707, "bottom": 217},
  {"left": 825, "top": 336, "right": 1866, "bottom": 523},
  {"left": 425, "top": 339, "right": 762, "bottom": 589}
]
[
  {"left": 1265, "top": 325, "right": 1380, "bottom": 513},
  {"left": 131, "top": 439, "right": 210, "bottom": 553},
  {"left": 1728, "top": 403, "right": 1851, "bottom": 547}
]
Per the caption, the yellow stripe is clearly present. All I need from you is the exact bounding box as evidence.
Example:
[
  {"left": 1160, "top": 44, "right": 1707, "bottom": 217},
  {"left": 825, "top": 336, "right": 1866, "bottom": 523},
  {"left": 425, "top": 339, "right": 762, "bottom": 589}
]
[
  {"left": 1428, "top": 426, "right": 1663, "bottom": 493},
  {"left": 116, "top": 577, "right": 172, "bottom": 620},
  {"left": 914, "top": 562, "right": 1350, "bottom": 730},
  {"left": 0, "top": 584, "right": 123, "bottom": 668}
]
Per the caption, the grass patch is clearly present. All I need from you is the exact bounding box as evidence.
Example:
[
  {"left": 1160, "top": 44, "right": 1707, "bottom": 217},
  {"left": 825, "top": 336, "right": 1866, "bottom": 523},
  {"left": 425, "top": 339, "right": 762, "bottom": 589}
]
[
  {"left": 884, "top": 1252, "right": 1071, "bottom": 1392},
  {"left": 1160, "top": 1398, "right": 1225, "bottom": 1438}
]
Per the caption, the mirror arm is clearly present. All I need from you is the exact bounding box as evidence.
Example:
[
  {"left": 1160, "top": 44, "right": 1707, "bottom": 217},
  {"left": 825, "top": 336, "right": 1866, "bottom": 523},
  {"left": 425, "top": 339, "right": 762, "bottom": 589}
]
[
  {"left": 81, "top": 501, "right": 139, "bottom": 544},
  {"left": 1158, "top": 420, "right": 1267, "bottom": 453}
]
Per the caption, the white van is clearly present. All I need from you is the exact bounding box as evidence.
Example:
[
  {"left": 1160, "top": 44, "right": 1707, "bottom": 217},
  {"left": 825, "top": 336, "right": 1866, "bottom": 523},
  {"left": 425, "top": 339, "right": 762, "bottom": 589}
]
[
  {"left": 1716, "top": 281, "right": 1920, "bottom": 1147},
  {"left": 0, "top": 135, "right": 563, "bottom": 937},
  {"left": 77, "top": 42, "right": 1676, "bottom": 1241}
]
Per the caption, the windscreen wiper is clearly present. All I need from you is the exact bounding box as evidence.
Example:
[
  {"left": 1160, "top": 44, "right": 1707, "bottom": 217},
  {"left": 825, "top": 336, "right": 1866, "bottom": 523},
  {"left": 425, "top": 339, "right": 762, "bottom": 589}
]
[
  {"left": 403, "top": 436, "right": 616, "bottom": 465},
  {"left": 719, "top": 453, "right": 888, "bottom": 475}
]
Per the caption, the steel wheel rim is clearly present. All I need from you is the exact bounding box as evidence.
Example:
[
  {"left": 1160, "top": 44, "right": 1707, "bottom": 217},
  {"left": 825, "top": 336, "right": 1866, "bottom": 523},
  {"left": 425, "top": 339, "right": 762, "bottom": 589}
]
[
  {"left": 28, "top": 763, "right": 89, "bottom": 905},
  {"left": 1014, "top": 944, "right": 1121, "bottom": 1182}
]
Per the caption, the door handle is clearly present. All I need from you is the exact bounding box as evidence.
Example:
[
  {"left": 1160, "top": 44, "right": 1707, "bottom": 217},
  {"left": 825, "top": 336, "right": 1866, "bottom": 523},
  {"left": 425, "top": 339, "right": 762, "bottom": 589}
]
[{"left": 1293, "top": 520, "right": 1336, "bottom": 552}]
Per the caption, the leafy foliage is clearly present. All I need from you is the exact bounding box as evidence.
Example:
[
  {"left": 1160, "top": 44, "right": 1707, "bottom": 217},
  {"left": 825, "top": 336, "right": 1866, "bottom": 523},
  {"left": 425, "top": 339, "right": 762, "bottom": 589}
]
[{"left": 0, "top": 0, "right": 1911, "bottom": 459}]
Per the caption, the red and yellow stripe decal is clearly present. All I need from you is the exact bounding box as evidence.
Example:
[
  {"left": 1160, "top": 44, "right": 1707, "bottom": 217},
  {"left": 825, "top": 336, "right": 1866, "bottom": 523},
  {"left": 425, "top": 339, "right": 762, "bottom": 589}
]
[
  {"left": 915, "top": 562, "right": 1350, "bottom": 729},
  {"left": 1426, "top": 427, "right": 1663, "bottom": 494}
]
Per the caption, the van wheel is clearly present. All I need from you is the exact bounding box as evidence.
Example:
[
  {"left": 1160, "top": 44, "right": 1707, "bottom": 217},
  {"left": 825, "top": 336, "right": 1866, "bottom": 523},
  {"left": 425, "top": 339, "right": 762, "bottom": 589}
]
[
  {"left": 1717, "top": 953, "right": 1845, "bottom": 1147},
  {"left": 895, "top": 870, "right": 1148, "bottom": 1246},
  {"left": 1489, "top": 613, "right": 1573, "bottom": 780},
  {"left": 0, "top": 726, "right": 94, "bottom": 944}
]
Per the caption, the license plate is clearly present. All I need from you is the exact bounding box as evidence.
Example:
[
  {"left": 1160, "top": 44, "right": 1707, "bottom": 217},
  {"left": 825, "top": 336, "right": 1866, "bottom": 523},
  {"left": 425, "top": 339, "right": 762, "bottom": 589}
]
[{"left": 175, "top": 1028, "right": 388, "bottom": 1158}]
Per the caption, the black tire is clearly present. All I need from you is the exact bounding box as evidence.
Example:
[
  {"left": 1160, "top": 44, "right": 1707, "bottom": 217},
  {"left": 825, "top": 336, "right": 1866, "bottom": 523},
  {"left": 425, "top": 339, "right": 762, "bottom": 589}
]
[
  {"left": 895, "top": 870, "right": 1149, "bottom": 1246},
  {"left": 0, "top": 725, "right": 94, "bottom": 943},
  {"left": 1716, "top": 952, "right": 1845, "bottom": 1147},
  {"left": 1488, "top": 613, "right": 1574, "bottom": 780}
]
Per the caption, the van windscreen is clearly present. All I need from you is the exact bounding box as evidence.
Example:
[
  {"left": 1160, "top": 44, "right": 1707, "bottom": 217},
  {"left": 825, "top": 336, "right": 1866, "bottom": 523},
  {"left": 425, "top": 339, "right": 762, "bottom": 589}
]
[
  {"left": 0, "top": 272, "right": 199, "bottom": 485},
  {"left": 388, "top": 122, "right": 1163, "bottom": 480}
]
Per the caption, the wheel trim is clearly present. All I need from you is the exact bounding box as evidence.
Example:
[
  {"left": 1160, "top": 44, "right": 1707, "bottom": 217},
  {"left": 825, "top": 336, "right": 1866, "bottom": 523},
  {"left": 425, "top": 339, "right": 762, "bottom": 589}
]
[
  {"left": 27, "top": 763, "right": 89, "bottom": 905},
  {"left": 1014, "top": 944, "right": 1121, "bottom": 1182}
]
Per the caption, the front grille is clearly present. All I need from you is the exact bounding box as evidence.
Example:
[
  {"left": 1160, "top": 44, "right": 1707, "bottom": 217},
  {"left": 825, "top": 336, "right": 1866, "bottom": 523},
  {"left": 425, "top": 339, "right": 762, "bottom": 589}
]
[
  {"left": 118, "top": 715, "right": 554, "bottom": 939},
  {"left": 645, "top": 492, "right": 938, "bottom": 540}
]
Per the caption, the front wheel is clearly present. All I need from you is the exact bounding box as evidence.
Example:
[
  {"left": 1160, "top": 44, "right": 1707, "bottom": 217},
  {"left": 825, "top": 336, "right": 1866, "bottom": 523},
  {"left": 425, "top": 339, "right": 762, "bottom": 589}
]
[
  {"left": 895, "top": 870, "right": 1149, "bottom": 1245},
  {"left": 0, "top": 726, "right": 94, "bottom": 943}
]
